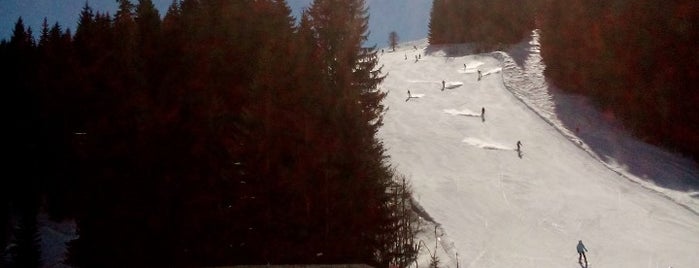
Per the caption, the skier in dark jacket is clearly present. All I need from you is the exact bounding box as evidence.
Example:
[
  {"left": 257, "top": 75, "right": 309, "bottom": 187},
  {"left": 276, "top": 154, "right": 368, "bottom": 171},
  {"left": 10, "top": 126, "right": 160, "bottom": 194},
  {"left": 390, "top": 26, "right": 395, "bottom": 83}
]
[{"left": 577, "top": 240, "right": 588, "bottom": 264}]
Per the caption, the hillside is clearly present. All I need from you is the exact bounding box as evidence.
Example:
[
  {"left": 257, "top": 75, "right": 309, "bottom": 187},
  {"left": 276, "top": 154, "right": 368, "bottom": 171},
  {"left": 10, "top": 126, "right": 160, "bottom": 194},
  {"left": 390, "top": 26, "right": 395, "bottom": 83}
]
[{"left": 378, "top": 34, "right": 699, "bottom": 267}]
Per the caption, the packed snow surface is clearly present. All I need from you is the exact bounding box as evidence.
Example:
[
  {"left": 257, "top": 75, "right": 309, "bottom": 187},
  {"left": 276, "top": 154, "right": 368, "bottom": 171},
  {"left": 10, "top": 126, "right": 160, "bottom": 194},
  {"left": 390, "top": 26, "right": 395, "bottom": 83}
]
[{"left": 378, "top": 35, "right": 699, "bottom": 267}]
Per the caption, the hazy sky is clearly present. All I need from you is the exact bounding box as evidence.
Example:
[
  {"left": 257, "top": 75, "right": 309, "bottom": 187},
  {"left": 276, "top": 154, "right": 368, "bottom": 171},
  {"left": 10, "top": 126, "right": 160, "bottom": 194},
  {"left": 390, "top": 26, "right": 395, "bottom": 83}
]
[{"left": 0, "top": 0, "right": 431, "bottom": 48}]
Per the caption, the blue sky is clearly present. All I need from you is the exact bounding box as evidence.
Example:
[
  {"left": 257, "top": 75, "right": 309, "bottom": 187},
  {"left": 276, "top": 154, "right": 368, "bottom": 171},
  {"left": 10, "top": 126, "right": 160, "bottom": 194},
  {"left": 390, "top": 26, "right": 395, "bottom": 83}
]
[{"left": 0, "top": 0, "right": 430, "bottom": 48}]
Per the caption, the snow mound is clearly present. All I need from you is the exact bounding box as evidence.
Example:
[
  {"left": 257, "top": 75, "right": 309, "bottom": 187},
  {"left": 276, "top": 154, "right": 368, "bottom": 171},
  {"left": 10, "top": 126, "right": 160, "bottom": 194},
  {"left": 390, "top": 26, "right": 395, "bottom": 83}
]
[
  {"left": 461, "top": 137, "right": 512, "bottom": 151},
  {"left": 443, "top": 109, "right": 480, "bottom": 117},
  {"left": 457, "top": 69, "right": 478, "bottom": 74},
  {"left": 444, "top": 82, "right": 463, "bottom": 89},
  {"left": 458, "top": 61, "right": 485, "bottom": 74},
  {"left": 408, "top": 80, "right": 439, "bottom": 84},
  {"left": 482, "top": 67, "right": 502, "bottom": 76},
  {"left": 465, "top": 61, "right": 484, "bottom": 69}
]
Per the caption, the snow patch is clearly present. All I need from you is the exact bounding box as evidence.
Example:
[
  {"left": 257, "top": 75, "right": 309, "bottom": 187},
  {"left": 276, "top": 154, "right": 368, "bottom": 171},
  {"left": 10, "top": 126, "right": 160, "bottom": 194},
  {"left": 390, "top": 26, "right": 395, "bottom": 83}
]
[
  {"left": 443, "top": 109, "right": 480, "bottom": 117},
  {"left": 39, "top": 213, "right": 77, "bottom": 267},
  {"left": 408, "top": 79, "right": 440, "bottom": 84},
  {"left": 458, "top": 61, "right": 485, "bottom": 74},
  {"left": 444, "top": 82, "right": 463, "bottom": 89},
  {"left": 465, "top": 61, "right": 485, "bottom": 69},
  {"left": 461, "top": 137, "right": 513, "bottom": 151},
  {"left": 482, "top": 67, "right": 502, "bottom": 76}
]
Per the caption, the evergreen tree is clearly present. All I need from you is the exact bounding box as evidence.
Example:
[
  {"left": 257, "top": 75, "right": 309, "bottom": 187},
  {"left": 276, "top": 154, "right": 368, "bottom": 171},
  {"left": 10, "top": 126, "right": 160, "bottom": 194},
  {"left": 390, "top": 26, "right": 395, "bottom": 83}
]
[
  {"left": 3, "top": 17, "right": 41, "bottom": 267},
  {"left": 427, "top": 0, "right": 537, "bottom": 48},
  {"left": 135, "top": 0, "right": 162, "bottom": 90},
  {"left": 539, "top": 0, "right": 699, "bottom": 160},
  {"left": 39, "top": 18, "right": 50, "bottom": 49},
  {"left": 304, "top": 0, "right": 398, "bottom": 265},
  {"left": 427, "top": 0, "right": 446, "bottom": 44},
  {"left": 388, "top": 31, "right": 399, "bottom": 51},
  {"left": 8, "top": 0, "right": 419, "bottom": 266}
]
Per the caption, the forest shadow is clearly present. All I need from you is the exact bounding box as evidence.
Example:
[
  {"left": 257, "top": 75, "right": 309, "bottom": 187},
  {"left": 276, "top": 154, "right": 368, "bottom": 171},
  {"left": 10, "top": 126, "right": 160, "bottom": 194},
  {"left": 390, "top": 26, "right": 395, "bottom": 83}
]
[
  {"left": 500, "top": 30, "right": 699, "bottom": 196},
  {"left": 550, "top": 87, "right": 699, "bottom": 193},
  {"left": 503, "top": 38, "right": 530, "bottom": 68}
]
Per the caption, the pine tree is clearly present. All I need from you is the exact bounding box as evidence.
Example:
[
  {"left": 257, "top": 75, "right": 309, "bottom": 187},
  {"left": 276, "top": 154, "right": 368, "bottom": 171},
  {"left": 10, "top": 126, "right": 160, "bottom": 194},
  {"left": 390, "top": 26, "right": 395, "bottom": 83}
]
[
  {"left": 304, "top": 0, "right": 400, "bottom": 265},
  {"left": 427, "top": 0, "right": 446, "bottom": 44},
  {"left": 73, "top": 3, "right": 95, "bottom": 65},
  {"left": 39, "top": 18, "right": 50, "bottom": 49},
  {"left": 388, "top": 31, "right": 399, "bottom": 51},
  {"left": 135, "top": 0, "right": 161, "bottom": 90}
]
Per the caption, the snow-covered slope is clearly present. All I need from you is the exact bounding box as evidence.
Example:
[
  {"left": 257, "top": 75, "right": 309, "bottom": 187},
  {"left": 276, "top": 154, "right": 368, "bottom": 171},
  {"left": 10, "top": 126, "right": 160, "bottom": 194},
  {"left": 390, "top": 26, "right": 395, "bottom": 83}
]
[{"left": 377, "top": 35, "right": 699, "bottom": 268}]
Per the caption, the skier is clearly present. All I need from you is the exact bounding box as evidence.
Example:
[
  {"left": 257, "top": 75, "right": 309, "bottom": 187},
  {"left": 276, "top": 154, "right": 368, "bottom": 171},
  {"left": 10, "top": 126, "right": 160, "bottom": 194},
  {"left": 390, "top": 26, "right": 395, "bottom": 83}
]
[
  {"left": 481, "top": 107, "right": 485, "bottom": 117},
  {"left": 442, "top": 80, "right": 445, "bottom": 91},
  {"left": 464, "top": 63, "right": 467, "bottom": 70},
  {"left": 516, "top": 141, "right": 522, "bottom": 152},
  {"left": 477, "top": 70, "right": 482, "bottom": 81},
  {"left": 577, "top": 240, "right": 588, "bottom": 264},
  {"left": 405, "top": 53, "right": 407, "bottom": 60},
  {"left": 405, "top": 90, "right": 412, "bottom": 102}
]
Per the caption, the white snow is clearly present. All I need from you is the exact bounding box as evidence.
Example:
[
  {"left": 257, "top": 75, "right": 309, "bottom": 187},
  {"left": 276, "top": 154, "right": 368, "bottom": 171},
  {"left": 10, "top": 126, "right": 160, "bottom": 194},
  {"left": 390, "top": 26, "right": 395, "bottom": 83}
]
[
  {"left": 444, "top": 82, "right": 463, "bottom": 89},
  {"left": 461, "top": 137, "right": 513, "bottom": 151},
  {"left": 378, "top": 33, "right": 699, "bottom": 268},
  {"left": 443, "top": 109, "right": 479, "bottom": 117},
  {"left": 38, "top": 214, "right": 77, "bottom": 268}
]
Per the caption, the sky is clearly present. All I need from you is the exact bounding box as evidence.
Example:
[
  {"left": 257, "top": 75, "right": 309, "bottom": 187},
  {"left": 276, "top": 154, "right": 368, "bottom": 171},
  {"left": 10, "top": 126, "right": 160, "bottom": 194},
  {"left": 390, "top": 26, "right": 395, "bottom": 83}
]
[{"left": 0, "top": 0, "right": 431, "bottom": 48}]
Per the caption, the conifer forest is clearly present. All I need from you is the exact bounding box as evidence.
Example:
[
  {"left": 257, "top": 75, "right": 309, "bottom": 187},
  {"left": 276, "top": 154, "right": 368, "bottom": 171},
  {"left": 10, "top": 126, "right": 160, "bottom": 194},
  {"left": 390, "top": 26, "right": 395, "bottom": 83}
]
[{"left": 0, "top": 0, "right": 417, "bottom": 266}]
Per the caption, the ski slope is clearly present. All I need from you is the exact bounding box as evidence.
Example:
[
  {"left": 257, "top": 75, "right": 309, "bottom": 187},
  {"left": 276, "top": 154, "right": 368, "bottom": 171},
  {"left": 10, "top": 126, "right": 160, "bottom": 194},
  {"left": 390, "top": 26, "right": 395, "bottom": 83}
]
[{"left": 377, "top": 36, "right": 699, "bottom": 268}]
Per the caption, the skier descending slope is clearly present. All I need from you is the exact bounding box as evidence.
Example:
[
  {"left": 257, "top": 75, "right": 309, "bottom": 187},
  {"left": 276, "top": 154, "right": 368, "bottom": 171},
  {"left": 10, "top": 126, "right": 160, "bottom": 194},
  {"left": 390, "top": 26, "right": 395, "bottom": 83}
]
[
  {"left": 577, "top": 240, "right": 589, "bottom": 265},
  {"left": 516, "top": 141, "right": 523, "bottom": 158}
]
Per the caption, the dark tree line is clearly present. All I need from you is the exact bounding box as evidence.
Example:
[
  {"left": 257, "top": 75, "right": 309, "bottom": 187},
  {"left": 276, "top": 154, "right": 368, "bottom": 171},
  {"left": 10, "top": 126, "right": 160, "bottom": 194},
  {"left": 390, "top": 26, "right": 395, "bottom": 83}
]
[
  {"left": 428, "top": 0, "right": 539, "bottom": 49},
  {"left": 0, "top": 0, "right": 418, "bottom": 266},
  {"left": 426, "top": 0, "right": 699, "bottom": 161},
  {"left": 539, "top": 0, "right": 699, "bottom": 161}
]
